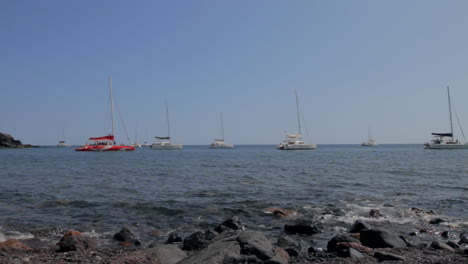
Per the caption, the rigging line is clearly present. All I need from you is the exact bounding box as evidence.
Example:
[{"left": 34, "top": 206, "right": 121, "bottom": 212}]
[
  {"left": 115, "top": 101, "right": 132, "bottom": 144},
  {"left": 451, "top": 102, "right": 467, "bottom": 143},
  {"left": 298, "top": 101, "right": 310, "bottom": 138}
]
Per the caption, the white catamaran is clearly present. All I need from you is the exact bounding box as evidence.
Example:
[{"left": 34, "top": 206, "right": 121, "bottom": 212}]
[
  {"left": 150, "top": 100, "right": 182, "bottom": 150},
  {"left": 361, "top": 127, "right": 377, "bottom": 146},
  {"left": 424, "top": 86, "right": 468, "bottom": 149},
  {"left": 210, "top": 112, "right": 234, "bottom": 149},
  {"left": 277, "top": 90, "right": 316, "bottom": 150}
]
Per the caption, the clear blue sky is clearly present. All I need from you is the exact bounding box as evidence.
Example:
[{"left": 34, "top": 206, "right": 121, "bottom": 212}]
[{"left": 2, "top": 0, "right": 468, "bottom": 145}]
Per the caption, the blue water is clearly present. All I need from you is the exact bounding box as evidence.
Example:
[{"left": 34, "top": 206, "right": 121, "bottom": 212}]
[{"left": 0, "top": 145, "right": 467, "bottom": 246}]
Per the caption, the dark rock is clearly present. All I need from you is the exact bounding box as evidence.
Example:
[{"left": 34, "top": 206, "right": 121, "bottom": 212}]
[
  {"left": 349, "top": 220, "right": 372, "bottom": 233},
  {"left": 214, "top": 216, "right": 245, "bottom": 233},
  {"left": 441, "top": 230, "right": 450, "bottom": 238},
  {"left": 430, "top": 241, "right": 455, "bottom": 251},
  {"left": 360, "top": 228, "right": 407, "bottom": 248},
  {"left": 308, "top": 246, "right": 323, "bottom": 254},
  {"left": 326, "top": 234, "right": 361, "bottom": 252},
  {"left": 429, "top": 218, "right": 446, "bottom": 224},
  {"left": 277, "top": 236, "right": 299, "bottom": 248},
  {"left": 182, "top": 230, "right": 217, "bottom": 251},
  {"left": 369, "top": 209, "right": 383, "bottom": 218},
  {"left": 460, "top": 232, "right": 468, "bottom": 244},
  {"left": 409, "top": 231, "right": 419, "bottom": 236},
  {"left": 374, "top": 251, "right": 406, "bottom": 261},
  {"left": 166, "top": 232, "right": 182, "bottom": 244},
  {"left": 337, "top": 248, "right": 364, "bottom": 259},
  {"left": 0, "top": 132, "right": 31, "bottom": 148},
  {"left": 284, "top": 220, "right": 323, "bottom": 235},
  {"left": 285, "top": 248, "right": 299, "bottom": 257},
  {"left": 113, "top": 227, "right": 141, "bottom": 245},
  {"left": 57, "top": 235, "right": 96, "bottom": 252},
  {"left": 178, "top": 230, "right": 287, "bottom": 264}
]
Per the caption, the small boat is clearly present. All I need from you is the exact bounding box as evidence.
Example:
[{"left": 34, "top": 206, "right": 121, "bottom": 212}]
[
  {"left": 361, "top": 127, "right": 377, "bottom": 146},
  {"left": 132, "top": 129, "right": 142, "bottom": 148},
  {"left": 142, "top": 142, "right": 150, "bottom": 147},
  {"left": 76, "top": 77, "right": 135, "bottom": 152},
  {"left": 424, "top": 87, "right": 468, "bottom": 149},
  {"left": 277, "top": 90, "right": 316, "bottom": 150},
  {"left": 210, "top": 112, "right": 234, "bottom": 149},
  {"left": 150, "top": 100, "right": 182, "bottom": 150},
  {"left": 56, "top": 140, "right": 70, "bottom": 147}
]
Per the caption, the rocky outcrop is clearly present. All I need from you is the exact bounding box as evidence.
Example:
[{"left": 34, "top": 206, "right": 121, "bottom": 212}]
[{"left": 0, "top": 132, "right": 34, "bottom": 148}]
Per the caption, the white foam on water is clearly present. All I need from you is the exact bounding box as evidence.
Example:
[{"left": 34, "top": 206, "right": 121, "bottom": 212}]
[{"left": 0, "top": 227, "right": 34, "bottom": 242}]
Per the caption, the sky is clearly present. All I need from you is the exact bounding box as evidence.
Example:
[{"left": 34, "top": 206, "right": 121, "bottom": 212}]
[{"left": 2, "top": 0, "right": 468, "bottom": 145}]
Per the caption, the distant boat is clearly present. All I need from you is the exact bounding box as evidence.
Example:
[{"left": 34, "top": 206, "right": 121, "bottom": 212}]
[
  {"left": 150, "top": 100, "right": 182, "bottom": 150},
  {"left": 210, "top": 112, "right": 234, "bottom": 149},
  {"left": 424, "top": 86, "right": 468, "bottom": 149},
  {"left": 277, "top": 90, "right": 316, "bottom": 150},
  {"left": 132, "top": 129, "right": 142, "bottom": 148},
  {"left": 57, "top": 129, "right": 70, "bottom": 147},
  {"left": 361, "top": 127, "right": 377, "bottom": 146},
  {"left": 142, "top": 142, "right": 150, "bottom": 147},
  {"left": 75, "top": 77, "right": 135, "bottom": 151}
]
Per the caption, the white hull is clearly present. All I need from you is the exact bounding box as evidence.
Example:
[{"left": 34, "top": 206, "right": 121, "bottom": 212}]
[
  {"left": 57, "top": 143, "right": 71, "bottom": 147},
  {"left": 210, "top": 142, "right": 234, "bottom": 149},
  {"left": 361, "top": 142, "right": 377, "bottom": 146},
  {"left": 150, "top": 143, "right": 182, "bottom": 150},
  {"left": 424, "top": 143, "right": 468, "bottom": 149},
  {"left": 277, "top": 143, "right": 317, "bottom": 150}
]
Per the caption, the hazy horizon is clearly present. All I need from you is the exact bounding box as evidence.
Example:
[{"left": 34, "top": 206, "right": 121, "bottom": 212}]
[{"left": 2, "top": 1, "right": 468, "bottom": 145}]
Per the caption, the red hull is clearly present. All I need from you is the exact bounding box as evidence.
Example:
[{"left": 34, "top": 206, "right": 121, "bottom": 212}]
[{"left": 75, "top": 145, "right": 135, "bottom": 151}]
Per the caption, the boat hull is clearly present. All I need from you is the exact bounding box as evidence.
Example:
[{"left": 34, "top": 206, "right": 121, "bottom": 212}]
[
  {"left": 150, "top": 144, "right": 183, "bottom": 150},
  {"left": 424, "top": 143, "right": 468, "bottom": 149},
  {"left": 210, "top": 143, "right": 234, "bottom": 149},
  {"left": 75, "top": 145, "right": 135, "bottom": 151},
  {"left": 277, "top": 143, "right": 317, "bottom": 150}
]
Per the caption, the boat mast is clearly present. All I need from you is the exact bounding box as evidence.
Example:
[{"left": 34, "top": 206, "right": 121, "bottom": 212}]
[
  {"left": 220, "top": 112, "right": 225, "bottom": 141},
  {"left": 109, "top": 76, "right": 115, "bottom": 137},
  {"left": 165, "top": 100, "right": 170, "bottom": 139},
  {"left": 448, "top": 86, "right": 454, "bottom": 140},
  {"left": 295, "top": 90, "right": 302, "bottom": 137}
]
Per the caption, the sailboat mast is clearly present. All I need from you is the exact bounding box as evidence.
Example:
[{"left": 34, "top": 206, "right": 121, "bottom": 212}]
[
  {"left": 165, "top": 100, "right": 170, "bottom": 139},
  {"left": 220, "top": 112, "right": 225, "bottom": 141},
  {"left": 295, "top": 90, "right": 301, "bottom": 136},
  {"left": 109, "top": 76, "right": 115, "bottom": 137},
  {"left": 448, "top": 86, "right": 454, "bottom": 140}
]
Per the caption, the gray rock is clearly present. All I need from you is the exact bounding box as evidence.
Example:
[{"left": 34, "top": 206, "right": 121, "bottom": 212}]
[
  {"left": 146, "top": 244, "right": 186, "bottom": 264},
  {"left": 374, "top": 251, "right": 406, "bottom": 261},
  {"left": 214, "top": 216, "right": 245, "bottom": 233},
  {"left": 460, "top": 232, "right": 468, "bottom": 244},
  {"left": 182, "top": 230, "right": 217, "bottom": 251},
  {"left": 277, "top": 236, "right": 299, "bottom": 248},
  {"left": 338, "top": 248, "right": 364, "bottom": 259},
  {"left": 178, "top": 230, "right": 287, "bottom": 264},
  {"left": 360, "top": 228, "right": 407, "bottom": 248},
  {"left": 327, "top": 234, "right": 361, "bottom": 252},
  {"left": 429, "top": 218, "right": 446, "bottom": 224},
  {"left": 349, "top": 220, "right": 372, "bottom": 233},
  {"left": 165, "top": 232, "right": 182, "bottom": 244},
  {"left": 446, "top": 240, "right": 460, "bottom": 250},
  {"left": 430, "top": 241, "right": 455, "bottom": 251}
]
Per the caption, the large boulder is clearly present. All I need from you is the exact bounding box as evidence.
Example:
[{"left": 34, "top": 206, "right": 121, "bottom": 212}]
[
  {"left": 182, "top": 230, "right": 217, "bottom": 251},
  {"left": 179, "top": 230, "right": 287, "bottom": 264},
  {"left": 360, "top": 228, "right": 407, "bottom": 248}
]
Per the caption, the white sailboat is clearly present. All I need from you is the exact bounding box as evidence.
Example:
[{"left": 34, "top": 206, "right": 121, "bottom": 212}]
[
  {"left": 150, "top": 100, "right": 182, "bottom": 150},
  {"left": 210, "top": 112, "right": 234, "bottom": 149},
  {"left": 277, "top": 90, "right": 316, "bottom": 150},
  {"left": 424, "top": 86, "right": 468, "bottom": 149},
  {"left": 132, "top": 129, "right": 142, "bottom": 148},
  {"left": 361, "top": 127, "right": 377, "bottom": 146},
  {"left": 57, "top": 129, "right": 70, "bottom": 147}
]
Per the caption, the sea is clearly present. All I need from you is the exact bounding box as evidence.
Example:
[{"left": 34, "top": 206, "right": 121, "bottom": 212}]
[{"left": 0, "top": 144, "right": 467, "bottom": 248}]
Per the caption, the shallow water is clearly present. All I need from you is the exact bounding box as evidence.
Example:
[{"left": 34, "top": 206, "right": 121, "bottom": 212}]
[{"left": 0, "top": 144, "right": 467, "bottom": 246}]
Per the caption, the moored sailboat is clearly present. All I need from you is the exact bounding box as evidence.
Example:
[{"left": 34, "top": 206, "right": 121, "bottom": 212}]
[
  {"left": 361, "top": 127, "right": 377, "bottom": 146},
  {"left": 277, "top": 90, "right": 316, "bottom": 150},
  {"left": 210, "top": 112, "right": 234, "bottom": 149},
  {"left": 75, "top": 77, "right": 135, "bottom": 151},
  {"left": 424, "top": 86, "right": 468, "bottom": 149},
  {"left": 150, "top": 100, "right": 182, "bottom": 150}
]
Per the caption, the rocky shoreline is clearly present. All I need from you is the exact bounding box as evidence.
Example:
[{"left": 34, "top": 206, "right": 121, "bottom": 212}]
[
  {"left": 0, "top": 132, "right": 37, "bottom": 149},
  {"left": 1, "top": 207, "right": 467, "bottom": 263}
]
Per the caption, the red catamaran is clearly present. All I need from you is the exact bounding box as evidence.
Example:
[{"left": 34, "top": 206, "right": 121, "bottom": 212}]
[{"left": 76, "top": 77, "right": 135, "bottom": 151}]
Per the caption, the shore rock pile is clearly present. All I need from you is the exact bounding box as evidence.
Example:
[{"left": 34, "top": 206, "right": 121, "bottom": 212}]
[
  {"left": 0, "top": 212, "right": 467, "bottom": 263},
  {"left": 0, "top": 132, "right": 33, "bottom": 148}
]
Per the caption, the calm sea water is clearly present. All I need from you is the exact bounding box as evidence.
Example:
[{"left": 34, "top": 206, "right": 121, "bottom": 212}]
[{"left": 0, "top": 145, "right": 467, "bottom": 246}]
